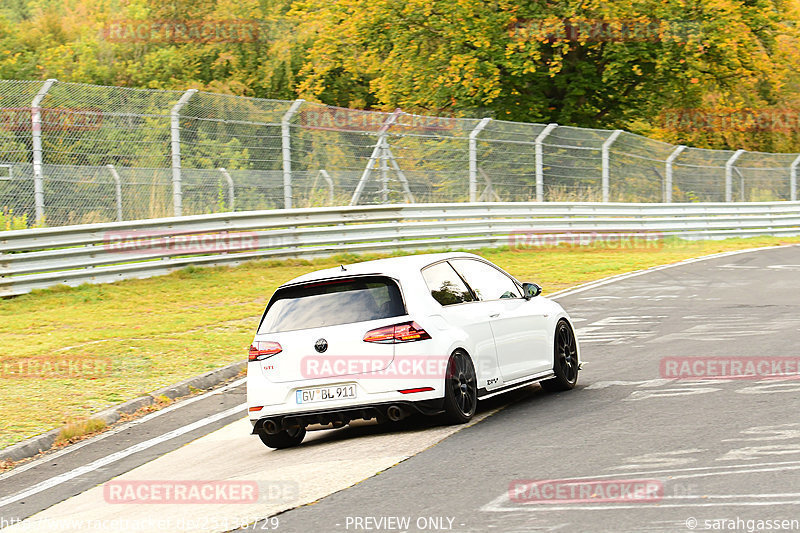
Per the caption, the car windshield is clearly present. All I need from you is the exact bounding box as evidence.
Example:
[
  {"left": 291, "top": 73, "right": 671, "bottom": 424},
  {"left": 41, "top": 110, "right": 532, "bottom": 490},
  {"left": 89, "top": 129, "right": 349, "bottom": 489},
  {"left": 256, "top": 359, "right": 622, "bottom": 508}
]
[{"left": 258, "top": 276, "right": 406, "bottom": 333}]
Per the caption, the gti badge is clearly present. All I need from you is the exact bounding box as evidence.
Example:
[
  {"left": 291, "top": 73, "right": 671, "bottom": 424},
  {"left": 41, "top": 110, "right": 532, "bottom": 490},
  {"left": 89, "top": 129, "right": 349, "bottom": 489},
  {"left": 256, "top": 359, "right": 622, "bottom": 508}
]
[{"left": 314, "top": 338, "right": 328, "bottom": 353}]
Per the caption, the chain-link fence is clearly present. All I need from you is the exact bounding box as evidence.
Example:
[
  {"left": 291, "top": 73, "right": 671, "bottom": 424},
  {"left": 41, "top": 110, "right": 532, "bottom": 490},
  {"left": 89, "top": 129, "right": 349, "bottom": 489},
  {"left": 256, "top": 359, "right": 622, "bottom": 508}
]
[{"left": 1, "top": 79, "right": 798, "bottom": 227}]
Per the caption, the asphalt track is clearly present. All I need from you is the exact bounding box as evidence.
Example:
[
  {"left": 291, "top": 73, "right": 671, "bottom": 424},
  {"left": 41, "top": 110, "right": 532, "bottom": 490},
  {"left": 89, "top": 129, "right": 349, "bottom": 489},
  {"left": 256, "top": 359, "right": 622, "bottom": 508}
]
[{"left": 2, "top": 244, "right": 799, "bottom": 533}]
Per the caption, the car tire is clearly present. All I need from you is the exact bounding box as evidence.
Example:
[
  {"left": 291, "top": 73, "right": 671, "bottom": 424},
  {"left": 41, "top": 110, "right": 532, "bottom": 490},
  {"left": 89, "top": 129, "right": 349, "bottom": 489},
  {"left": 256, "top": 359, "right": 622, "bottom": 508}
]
[
  {"left": 540, "top": 319, "right": 579, "bottom": 392},
  {"left": 442, "top": 350, "right": 477, "bottom": 424},
  {"left": 257, "top": 425, "right": 307, "bottom": 449}
]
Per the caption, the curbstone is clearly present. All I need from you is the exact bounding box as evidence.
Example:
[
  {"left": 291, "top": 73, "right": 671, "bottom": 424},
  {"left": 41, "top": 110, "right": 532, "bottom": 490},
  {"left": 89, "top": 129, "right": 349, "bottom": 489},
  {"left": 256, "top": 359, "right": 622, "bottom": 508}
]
[{"left": 0, "top": 360, "right": 246, "bottom": 464}]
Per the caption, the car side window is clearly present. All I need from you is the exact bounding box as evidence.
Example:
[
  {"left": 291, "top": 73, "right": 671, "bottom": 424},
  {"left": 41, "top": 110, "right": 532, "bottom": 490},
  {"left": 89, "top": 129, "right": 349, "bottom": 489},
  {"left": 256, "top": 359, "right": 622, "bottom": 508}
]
[
  {"left": 421, "top": 262, "right": 476, "bottom": 306},
  {"left": 449, "top": 259, "right": 522, "bottom": 301}
]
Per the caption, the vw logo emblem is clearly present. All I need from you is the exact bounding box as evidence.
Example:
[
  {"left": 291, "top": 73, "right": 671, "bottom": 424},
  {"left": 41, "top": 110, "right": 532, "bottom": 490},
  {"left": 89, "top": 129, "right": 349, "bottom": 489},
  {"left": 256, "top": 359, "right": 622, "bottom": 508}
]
[{"left": 314, "top": 338, "right": 328, "bottom": 353}]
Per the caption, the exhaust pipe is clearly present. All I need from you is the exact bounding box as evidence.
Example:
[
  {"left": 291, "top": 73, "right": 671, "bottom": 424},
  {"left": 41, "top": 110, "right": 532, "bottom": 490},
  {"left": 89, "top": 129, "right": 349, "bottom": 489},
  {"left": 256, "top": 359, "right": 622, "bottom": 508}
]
[
  {"left": 386, "top": 405, "right": 408, "bottom": 422},
  {"left": 262, "top": 419, "right": 281, "bottom": 435}
]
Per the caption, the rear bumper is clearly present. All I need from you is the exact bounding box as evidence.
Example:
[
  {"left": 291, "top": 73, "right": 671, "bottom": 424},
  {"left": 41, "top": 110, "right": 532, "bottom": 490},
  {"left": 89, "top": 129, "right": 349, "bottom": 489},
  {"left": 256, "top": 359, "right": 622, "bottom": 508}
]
[{"left": 250, "top": 398, "right": 445, "bottom": 433}]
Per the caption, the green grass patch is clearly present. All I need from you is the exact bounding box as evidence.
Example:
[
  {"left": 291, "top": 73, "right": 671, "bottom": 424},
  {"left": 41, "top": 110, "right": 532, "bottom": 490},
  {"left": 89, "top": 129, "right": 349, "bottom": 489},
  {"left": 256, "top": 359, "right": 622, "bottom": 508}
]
[{"left": 1, "top": 236, "right": 798, "bottom": 449}]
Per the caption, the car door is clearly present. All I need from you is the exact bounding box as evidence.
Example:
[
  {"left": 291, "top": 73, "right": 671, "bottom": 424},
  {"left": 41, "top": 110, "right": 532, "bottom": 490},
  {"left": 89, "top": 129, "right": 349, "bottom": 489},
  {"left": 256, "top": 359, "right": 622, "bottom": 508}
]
[
  {"left": 449, "top": 259, "right": 551, "bottom": 381},
  {"left": 420, "top": 261, "right": 502, "bottom": 390}
]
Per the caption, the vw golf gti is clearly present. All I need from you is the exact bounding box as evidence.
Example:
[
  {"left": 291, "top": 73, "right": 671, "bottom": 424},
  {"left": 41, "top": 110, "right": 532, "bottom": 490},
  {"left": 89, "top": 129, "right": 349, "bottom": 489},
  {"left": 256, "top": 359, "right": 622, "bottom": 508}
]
[{"left": 247, "top": 252, "right": 580, "bottom": 448}]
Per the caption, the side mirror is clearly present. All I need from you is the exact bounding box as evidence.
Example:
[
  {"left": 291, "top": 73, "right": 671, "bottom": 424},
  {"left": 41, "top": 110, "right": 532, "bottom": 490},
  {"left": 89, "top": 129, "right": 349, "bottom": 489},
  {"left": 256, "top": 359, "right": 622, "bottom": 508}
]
[{"left": 522, "top": 282, "right": 542, "bottom": 299}]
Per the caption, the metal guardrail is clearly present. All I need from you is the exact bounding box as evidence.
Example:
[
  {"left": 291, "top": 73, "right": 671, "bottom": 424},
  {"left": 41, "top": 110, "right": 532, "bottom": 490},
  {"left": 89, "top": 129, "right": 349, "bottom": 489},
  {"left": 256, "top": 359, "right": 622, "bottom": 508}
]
[{"left": 2, "top": 202, "right": 799, "bottom": 297}]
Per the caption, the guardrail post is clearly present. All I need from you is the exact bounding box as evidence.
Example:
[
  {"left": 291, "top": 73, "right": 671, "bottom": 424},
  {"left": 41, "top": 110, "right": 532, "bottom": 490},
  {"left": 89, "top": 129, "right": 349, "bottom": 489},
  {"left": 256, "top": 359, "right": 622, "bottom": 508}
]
[
  {"left": 725, "top": 149, "right": 746, "bottom": 202},
  {"left": 601, "top": 129, "right": 623, "bottom": 203},
  {"left": 534, "top": 123, "right": 557, "bottom": 202},
  {"left": 31, "top": 78, "right": 56, "bottom": 224},
  {"left": 790, "top": 154, "right": 800, "bottom": 202},
  {"left": 218, "top": 168, "right": 235, "bottom": 211},
  {"left": 282, "top": 99, "right": 305, "bottom": 209},
  {"left": 106, "top": 164, "right": 123, "bottom": 221},
  {"left": 170, "top": 89, "right": 197, "bottom": 217},
  {"left": 665, "top": 145, "right": 686, "bottom": 203},
  {"left": 469, "top": 118, "right": 492, "bottom": 202}
]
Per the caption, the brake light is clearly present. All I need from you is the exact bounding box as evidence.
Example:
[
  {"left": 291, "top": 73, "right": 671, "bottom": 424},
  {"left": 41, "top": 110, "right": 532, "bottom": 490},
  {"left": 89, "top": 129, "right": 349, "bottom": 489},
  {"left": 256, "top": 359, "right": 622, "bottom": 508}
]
[
  {"left": 363, "top": 322, "right": 431, "bottom": 343},
  {"left": 248, "top": 341, "right": 282, "bottom": 361},
  {"left": 398, "top": 387, "right": 435, "bottom": 394}
]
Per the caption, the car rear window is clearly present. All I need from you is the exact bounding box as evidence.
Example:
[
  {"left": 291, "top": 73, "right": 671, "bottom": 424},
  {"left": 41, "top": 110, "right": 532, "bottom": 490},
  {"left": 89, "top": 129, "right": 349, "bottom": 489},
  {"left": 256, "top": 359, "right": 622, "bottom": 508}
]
[{"left": 258, "top": 276, "right": 406, "bottom": 333}]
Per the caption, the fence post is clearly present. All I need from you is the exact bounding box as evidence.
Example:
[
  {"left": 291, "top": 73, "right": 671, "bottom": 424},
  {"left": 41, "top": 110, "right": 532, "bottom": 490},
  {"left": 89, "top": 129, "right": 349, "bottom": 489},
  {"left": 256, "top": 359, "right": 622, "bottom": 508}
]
[
  {"left": 30, "top": 78, "right": 57, "bottom": 224},
  {"left": 380, "top": 136, "right": 390, "bottom": 203},
  {"left": 535, "top": 123, "right": 558, "bottom": 202},
  {"left": 665, "top": 145, "right": 686, "bottom": 203},
  {"left": 351, "top": 109, "right": 403, "bottom": 206},
  {"left": 601, "top": 130, "right": 623, "bottom": 203},
  {"left": 170, "top": 89, "right": 197, "bottom": 217},
  {"left": 281, "top": 99, "right": 305, "bottom": 209},
  {"left": 106, "top": 164, "right": 123, "bottom": 222},
  {"left": 725, "top": 149, "right": 745, "bottom": 202},
  {"left": 791, "top": 154, "right": 800, "bottom": 202},
  {"left": 218, "top": 168, "right": 235, "bottom": 211},
  {"left": 469, "top": 118, "right": 492, "bottom": 202}
]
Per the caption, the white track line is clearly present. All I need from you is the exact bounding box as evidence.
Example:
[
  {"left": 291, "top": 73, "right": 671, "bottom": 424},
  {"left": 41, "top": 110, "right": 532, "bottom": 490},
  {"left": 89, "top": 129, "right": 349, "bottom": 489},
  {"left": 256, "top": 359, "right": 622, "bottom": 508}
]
[
  {"left": 0, "top": 405, "right": 246, "bottom": 509},
  {"left": 0, "top": 377, "right": 246, "bottom": 483},
  {"left": 548, "top": 244, "right": 796, "bottom": 300},
  {"left": 3, "top": 245, "right": 794, "bottom": 515}
]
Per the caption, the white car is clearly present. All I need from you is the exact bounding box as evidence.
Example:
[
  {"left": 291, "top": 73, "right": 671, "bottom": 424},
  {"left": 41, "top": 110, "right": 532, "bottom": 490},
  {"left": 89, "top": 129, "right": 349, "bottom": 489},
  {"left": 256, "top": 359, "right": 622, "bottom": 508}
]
[{"left": 247, "top": 252, "right": 580, "bottom": 448}]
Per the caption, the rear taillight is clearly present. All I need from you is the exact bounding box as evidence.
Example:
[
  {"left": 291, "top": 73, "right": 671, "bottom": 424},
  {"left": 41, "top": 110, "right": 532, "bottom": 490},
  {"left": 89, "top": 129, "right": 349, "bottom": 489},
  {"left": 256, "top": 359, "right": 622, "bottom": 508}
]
[
  {"left": 248, "top": 341, "right": 282, "bottom": 361},
  {"left": 398, "top": 387, "right": 435, "bottom": 394},
  {"left": 363, "top": 322, "right": 431, "bottom": 344}
]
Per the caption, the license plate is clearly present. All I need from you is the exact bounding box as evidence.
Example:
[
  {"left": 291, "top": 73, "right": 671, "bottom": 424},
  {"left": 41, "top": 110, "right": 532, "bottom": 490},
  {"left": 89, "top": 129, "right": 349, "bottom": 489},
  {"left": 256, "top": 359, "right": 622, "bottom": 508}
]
[{"left": 296, "top": 384, "right": 357, "bottom": 404}]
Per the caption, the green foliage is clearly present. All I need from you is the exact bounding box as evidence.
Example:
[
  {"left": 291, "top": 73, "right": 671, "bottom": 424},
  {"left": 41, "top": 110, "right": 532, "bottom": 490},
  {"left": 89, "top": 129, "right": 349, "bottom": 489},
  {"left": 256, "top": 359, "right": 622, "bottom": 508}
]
[
  {"left": 0, "top": 208, "right": 31, "bottom": 230},
  {"left": 1, "top": 0, "right": 800, "bottom": 151}
]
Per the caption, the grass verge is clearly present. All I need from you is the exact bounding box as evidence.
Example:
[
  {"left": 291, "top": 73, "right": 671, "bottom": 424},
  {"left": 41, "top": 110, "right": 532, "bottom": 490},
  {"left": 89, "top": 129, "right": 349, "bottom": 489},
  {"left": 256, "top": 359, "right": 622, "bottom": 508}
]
[
  {"left": 54, "top": 418, "right": 107, "bottom": 447},
  {"left": 1, "top": 236, "right": 798, "bottom": 449}
]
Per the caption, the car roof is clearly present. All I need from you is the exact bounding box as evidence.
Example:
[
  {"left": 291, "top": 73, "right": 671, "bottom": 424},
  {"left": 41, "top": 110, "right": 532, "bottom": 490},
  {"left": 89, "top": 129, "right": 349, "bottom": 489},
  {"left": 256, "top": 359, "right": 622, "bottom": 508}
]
[{"left": 281, "top": 252, "right": 486, "bottom": 287}]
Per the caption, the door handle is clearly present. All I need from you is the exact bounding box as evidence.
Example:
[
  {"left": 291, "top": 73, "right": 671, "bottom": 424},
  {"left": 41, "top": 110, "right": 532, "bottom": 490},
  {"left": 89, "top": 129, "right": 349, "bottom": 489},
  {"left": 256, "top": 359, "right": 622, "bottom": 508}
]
[{"left": 489, "top": 313, "right": 500, "bottom": 318}]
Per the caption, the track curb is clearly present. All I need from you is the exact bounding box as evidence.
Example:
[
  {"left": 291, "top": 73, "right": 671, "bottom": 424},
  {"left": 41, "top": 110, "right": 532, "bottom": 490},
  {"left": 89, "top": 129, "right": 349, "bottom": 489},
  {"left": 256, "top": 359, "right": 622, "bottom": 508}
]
[{"left": 0, "top": 360, "right": 246, "bottom": 463}]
